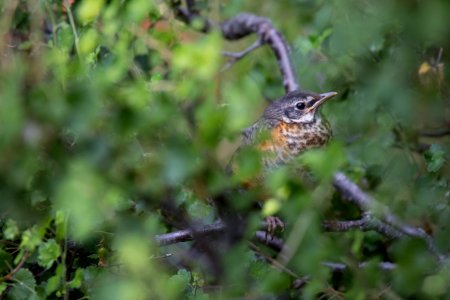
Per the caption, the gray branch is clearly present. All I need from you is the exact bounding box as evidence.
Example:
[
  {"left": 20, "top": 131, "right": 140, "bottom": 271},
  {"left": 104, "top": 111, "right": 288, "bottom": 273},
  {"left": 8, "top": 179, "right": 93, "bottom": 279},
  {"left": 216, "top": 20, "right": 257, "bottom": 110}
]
[
  {"left": 219, "top": 13, "right": 299, "bottom": 92},
  {"left": 154, "top": 221, "right": 225, "bottom": 246},
  {"left": 171, "top": 2, "right": 299, "bottom": 93},
  {"left": 332, "top": 172, "right": 447, "bottom": 264}
]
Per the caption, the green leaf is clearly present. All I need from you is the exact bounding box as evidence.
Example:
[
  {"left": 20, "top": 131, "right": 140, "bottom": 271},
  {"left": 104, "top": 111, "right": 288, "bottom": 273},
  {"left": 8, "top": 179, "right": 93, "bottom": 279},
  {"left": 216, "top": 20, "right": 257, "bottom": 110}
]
[
  {"left": 55, "top": 160, "right": 124, "bottom": 240},
  {"left": 79, "top": 29, "right": 99, "bottom": 56},
  {"left": 45, "top": 264, "right": 64, "bottom": 296},
  {"left": 9, "top": 268, "right": 36, "bottom": 300},
  {"left": 249, "top": 260, "right": 271, "bottom": 280},
  {"left": 0, "top": 282, "right": 7, "bottom": 294},
  {"left": 68, "top": 268, "right": 84, "bottom": 289},
  {"left": 173, "top": 34, "right": 221, "bottom": 80},
  {"left": 424, "top": 144, "right": 446, "bottom": 173},
  {"left": 126, "top": 0, "right": 155, "bottom": 22},
  {"left": 3, "top": 219, "right": 19, "bottom": 240},
  {"left": 0, "top": 249, "right": 13, "bottom": 273},
  {"left": 38, "top": 239, "right": 62, "bottom": 269},
  {"left": 187, "top": 201, "right": 214, "bottom": 221},
  {"left": 300, "top": 141, "right": 345, "bottom": 180},
  {"left": 54, "top": 210, "right": 67, "bottom": 241},
  {"left": 422, "top": 274, "right": 448, "bottom": 296},
  {"left": 167, "top": 269, "right": 191, "bottom": 294},
  {"left": 77, "top": 0, "right": 105, "bottom": 25},
  {"left": 45, "top": 275, "right": 60, "bottom": 296},
  {"left": 20, "top": 227, "right": 42, "bottom": 252}
]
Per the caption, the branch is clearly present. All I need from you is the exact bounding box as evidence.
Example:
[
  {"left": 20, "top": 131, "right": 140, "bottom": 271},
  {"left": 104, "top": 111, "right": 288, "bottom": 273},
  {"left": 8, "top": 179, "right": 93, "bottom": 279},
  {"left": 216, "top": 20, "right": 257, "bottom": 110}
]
[
  {"left": 321, "top": 261, "right": 396, "bottom": 272},
  {"left": 2, "top": 251, "right": 30, "bottom": 281},
  {"left": 332, "top": 172, "right": 447, "bottom": 264},
  {"left": 219, "top": 13, "right": 299, "bottom": 92},
  {"left": 323, "top": 213, "right": 403, "bottom": 239},
  {"left": 171, "top": 2, "right": 299, "bottom": 93},
  {"left": 155, "top": 221, "right": 285, "bottom": 253},
  {"left": 420, "top": 126, "right": 450, "bottom": 137},
  {"left": 154, "top": 221, "right": 225, "bottom": 246}
]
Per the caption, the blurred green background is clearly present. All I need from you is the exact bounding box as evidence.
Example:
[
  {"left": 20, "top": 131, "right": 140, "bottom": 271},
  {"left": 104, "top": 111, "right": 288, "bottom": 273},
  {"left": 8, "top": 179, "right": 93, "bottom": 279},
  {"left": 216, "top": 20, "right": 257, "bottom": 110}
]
[{"left": 0, "top": 0, "right": 449, "bottom": 299}]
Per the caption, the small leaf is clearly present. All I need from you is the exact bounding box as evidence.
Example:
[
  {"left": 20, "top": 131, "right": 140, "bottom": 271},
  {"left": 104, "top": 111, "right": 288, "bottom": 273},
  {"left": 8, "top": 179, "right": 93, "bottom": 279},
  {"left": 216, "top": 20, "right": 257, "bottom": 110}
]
[
  {"left": 422, "top": 274, "right": 448, "bottom": 296},
  {"left": 77, "top": 0, "right": 105, "bottom": 24},
  {"left": 38, "top": 239, "right": 62, "bottom": 269},
  {"left": 262, "top": 198, "right": 281, "bottom": 216},
  {"left": 0, "top": 282, "right": 7, "bottom": 294},
  {"left": 20, "top": 227, "right": 42, "bottom": 252},
  {"left": 301, "top": 141, "right": 345, "bottom": 180},
  {"left": 424, "top": 144, "right": 446, "bottom": 173},
  {"left": 45, "top": 274, "right": 61, "bottom": 296},
  {"left": 418, "top": 62, "right": 431, "bottom": 75},
  {"left": 3, "top": 219, "right": 19, "bottom": 240},
  {"left": 45, "top": 264, "right": 63, "bottom": 296},
  {"left": 167, "top": 269, "right": 191, "bottom": 293},
  {"left": 249, "top": 260, "right": 270, "bottom": 279},
  {"left": 68, "top": 268, "right": 84, "bottom": 289}
]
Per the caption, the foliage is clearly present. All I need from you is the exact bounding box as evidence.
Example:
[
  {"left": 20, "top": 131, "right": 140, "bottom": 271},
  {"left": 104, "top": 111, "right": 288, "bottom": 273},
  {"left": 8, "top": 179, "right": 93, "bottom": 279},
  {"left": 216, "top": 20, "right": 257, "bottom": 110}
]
[{"left": 0, "top": 0, "right": 449, "bottom": 299}]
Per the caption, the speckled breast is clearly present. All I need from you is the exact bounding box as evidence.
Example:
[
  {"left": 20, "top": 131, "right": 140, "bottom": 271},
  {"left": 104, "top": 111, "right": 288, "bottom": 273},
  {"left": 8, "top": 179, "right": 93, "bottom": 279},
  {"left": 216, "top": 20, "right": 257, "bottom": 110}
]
[{"left": 259, "top": 118, "right": 331, "bottom": 168}]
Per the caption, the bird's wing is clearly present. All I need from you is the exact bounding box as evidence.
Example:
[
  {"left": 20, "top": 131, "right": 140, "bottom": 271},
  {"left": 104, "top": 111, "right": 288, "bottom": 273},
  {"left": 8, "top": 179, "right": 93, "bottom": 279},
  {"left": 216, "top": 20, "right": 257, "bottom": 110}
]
[{"left": 241, "top": 119, "right": 277, "bottom": 146}]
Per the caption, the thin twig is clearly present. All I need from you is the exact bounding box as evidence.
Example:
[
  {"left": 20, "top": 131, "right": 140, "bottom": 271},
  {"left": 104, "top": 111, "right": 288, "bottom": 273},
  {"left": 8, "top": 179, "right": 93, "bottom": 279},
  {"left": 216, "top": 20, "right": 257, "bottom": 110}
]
[
  {"left": 2, "top": 251, "right": 30, "bottom": 281},
  {"left": 321, "top": 261, "right": 396, "bottom": 272},
  {"left": 221, "top": 38, "right": 263, "bottom": 71},
  {"left": 62, "top": 0, "right": 79, "bottom": 57},
  {"left": 154, "top": 222, "right": 225, "bottom": 246},
  {"left": 323, "top": 213, "right": 403, "bottom": 239}
]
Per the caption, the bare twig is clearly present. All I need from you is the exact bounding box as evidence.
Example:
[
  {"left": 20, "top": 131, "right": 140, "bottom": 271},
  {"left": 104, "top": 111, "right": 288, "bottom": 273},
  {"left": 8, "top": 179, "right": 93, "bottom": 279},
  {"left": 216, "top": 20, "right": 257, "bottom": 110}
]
[
  {"left": 321, "top": 261, "right": 396, "bottom": 272},
  {"left": 154, "top": 221, "right": 225, "bottom": 246},
  {"left": 2, "top": 251, "right": 30, "bottom": 281},
  {"left": 154, "top": 221, "right": 285, "bottom": 252},
  {"left": 322, "top": 212, "right": 406, "bottom": 239},
  {"left": 221, "top": 38, "right": 263, "bottom": 71},
  {"left": 62, "top": 0, "right": 79, "bottom": 57},
  {"left": 254, "top": 230, "right": 285, "bottom": 252}
]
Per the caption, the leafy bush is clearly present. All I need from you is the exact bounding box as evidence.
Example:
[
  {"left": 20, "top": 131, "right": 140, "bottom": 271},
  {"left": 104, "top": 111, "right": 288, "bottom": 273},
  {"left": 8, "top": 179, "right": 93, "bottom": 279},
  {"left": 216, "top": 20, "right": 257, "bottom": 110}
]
[{"left": 0, "top": 0, "right": 449, "bottom": 299}]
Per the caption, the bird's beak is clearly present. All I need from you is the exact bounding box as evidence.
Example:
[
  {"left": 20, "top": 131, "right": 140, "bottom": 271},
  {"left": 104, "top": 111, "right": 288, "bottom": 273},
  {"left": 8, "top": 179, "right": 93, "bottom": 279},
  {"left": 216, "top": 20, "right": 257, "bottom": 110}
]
[{"left": 308, "top": 91, "right": 337, "bottom": 112}]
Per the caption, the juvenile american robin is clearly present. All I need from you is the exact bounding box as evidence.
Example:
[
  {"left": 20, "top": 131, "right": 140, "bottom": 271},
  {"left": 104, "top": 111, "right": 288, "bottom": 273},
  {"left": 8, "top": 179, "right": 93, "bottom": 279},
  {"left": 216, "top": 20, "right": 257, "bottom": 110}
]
[{"left": 230, "top": 90, "right": 337, "bottom": 234}]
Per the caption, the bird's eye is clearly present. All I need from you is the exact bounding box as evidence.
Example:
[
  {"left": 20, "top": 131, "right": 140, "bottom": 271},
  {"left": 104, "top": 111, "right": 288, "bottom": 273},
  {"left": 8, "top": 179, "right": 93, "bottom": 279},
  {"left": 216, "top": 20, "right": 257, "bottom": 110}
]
[{"left": 295, "top": 102, "right": 305, "bottom": 110}]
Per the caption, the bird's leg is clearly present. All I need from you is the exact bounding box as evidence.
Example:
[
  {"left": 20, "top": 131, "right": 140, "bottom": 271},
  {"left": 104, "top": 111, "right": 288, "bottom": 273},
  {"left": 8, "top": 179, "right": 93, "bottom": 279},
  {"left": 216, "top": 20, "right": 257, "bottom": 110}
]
[{"left": 265, "top": 216, "right": 285, "bottom": 241}]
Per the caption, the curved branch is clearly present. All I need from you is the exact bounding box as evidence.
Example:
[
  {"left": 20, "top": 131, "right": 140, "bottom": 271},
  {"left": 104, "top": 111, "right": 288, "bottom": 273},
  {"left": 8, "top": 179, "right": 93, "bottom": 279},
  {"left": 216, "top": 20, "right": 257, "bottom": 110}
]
[
  {"left": 219, "top": 13, "right": 299, "bottom": 92},
  {"left": 171, "top": 1, "right": 299, "bottom": 93}
]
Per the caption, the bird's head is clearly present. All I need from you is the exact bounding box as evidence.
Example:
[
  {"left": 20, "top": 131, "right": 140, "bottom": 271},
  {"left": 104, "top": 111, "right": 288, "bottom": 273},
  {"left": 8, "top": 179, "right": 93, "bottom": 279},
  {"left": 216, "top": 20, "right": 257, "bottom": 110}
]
[{"left": 263, "top": 90, "right": 337, "bottom": 124}]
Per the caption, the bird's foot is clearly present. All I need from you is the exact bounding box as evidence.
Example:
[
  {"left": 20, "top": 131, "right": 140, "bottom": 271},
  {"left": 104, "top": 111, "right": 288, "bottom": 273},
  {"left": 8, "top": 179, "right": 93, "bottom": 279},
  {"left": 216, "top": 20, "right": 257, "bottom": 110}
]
[{"left": 265, "top": 216, "right": 284, "bottom": 241}]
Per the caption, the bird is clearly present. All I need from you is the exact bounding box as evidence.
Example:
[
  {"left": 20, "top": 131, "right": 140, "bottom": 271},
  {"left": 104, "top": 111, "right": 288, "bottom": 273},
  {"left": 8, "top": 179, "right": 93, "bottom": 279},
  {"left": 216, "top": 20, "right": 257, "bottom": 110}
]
[{"left": 229, "top": 89, "right": 337, "bottom": 235}]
